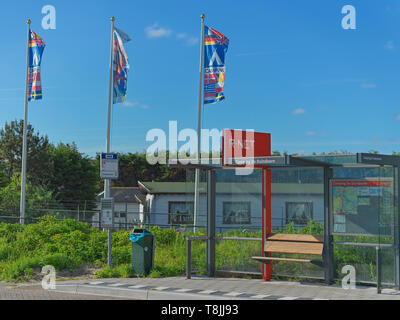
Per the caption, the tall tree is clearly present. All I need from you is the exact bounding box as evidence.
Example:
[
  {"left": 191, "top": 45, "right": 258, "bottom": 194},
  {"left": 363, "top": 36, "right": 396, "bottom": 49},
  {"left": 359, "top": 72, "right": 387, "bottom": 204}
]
[
  {"left": 0, "top": 172, "right": 58, "bottom": 217},
  {"left": 110, "top": 153, "right": 165, "bottom": 187},
  {"left": 0, "top": 163, "right": 7, "bottom": 188},
  {"left": 0, "top": 120, "right": 53, "bottom": 186},
  {"left": 105, "top": 152, "right": 187, "bottom": 188},
  {"left": 48, "top": 143, "right": 98, "bottom": 208}
]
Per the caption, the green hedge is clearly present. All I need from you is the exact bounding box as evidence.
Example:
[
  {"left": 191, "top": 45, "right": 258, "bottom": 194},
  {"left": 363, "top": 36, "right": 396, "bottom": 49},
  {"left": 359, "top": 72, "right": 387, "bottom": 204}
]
[{"left": 0, "top": 217, "right": 395, "bottom": 284}]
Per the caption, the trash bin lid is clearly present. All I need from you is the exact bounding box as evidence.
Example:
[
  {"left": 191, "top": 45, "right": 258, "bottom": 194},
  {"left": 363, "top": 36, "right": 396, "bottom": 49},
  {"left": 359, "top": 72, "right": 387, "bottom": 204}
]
[
  {"left": 131, "top": 228, "right": 145, "bottom": 234},
  {"left": 129, "top": 229, "right": 152, "bottom": 243}
]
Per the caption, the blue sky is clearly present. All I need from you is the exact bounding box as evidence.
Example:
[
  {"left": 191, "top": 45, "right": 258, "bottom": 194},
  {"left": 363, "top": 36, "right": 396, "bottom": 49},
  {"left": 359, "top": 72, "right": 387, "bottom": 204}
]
[{"left": 1, "top": 0, "right": 400, "bottom": 157}]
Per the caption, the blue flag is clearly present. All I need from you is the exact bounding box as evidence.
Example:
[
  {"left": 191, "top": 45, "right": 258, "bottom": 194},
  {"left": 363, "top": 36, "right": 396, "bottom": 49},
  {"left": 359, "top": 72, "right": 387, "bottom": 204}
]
[
  {"left": 203, "top": 26, "right": 229, "bottom": 104},
  {"left": 28, "top": 30, "right": 45, "bottom": 101},
  {"left": 113, "top": 27, "right": 131, "bottom": 104}
]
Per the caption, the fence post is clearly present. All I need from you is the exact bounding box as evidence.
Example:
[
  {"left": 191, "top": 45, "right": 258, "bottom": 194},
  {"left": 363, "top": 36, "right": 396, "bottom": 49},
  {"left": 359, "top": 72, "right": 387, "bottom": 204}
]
[
  {"left": 186, "top": 237, "right": 191, "bottom": 279},
  {"left": 376, "top": 246, "right": 381, "bottom": 294},
  {"left": 84, "top": 200, "right": 87, "bottom": 223},
  {"left": 207, "top": 170, "right": 216, "bottom": 277},
  {"left": 323, "top": 167, "right": 334, "bottom": 285}
]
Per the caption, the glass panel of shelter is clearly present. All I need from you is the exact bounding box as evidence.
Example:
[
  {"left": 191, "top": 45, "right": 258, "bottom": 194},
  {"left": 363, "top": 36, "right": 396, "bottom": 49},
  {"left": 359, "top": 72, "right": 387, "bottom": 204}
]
[
  {"left": 178, "top": 154, "right": 399, "bottom": 287},
  {"left": 329, "top": 165, "right": 397, "bottom": 286},
  {"left": 183, "top": 169, "right": 207, "bottom": 231}
]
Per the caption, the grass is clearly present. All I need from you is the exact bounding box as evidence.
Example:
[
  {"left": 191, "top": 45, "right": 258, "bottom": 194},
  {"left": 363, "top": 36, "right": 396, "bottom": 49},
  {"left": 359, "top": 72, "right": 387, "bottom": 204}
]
[
  {"left": 0, "top": 217, "right": 203, "bottom": 282},
  {"left": 0, "top": 216, "right": 395, "bottom": 284}
]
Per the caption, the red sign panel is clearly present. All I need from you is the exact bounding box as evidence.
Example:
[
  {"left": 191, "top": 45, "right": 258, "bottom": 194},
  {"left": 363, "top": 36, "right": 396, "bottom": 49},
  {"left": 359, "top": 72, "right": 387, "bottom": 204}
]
[
  {"left": 222, "top": 129, "right": 271, "bottom": 166},
  {"left": 332, "top": 181, "right": 392, "bottom": 187}
]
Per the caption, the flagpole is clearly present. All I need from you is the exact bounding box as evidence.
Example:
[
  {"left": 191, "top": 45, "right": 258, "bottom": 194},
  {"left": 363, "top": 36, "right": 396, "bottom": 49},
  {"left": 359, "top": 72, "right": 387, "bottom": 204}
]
[
  {"left": 20, "top": 19, "right": 31, "bottom": 225},
  {"left": 105, "top": 16, "right": 115, "bottom": 267},
  {"left": 194, "top": 14, "right": 205, "bottom": 233},
  {"left": 105, "top": 16, "right": 115, "bottom": 198}
]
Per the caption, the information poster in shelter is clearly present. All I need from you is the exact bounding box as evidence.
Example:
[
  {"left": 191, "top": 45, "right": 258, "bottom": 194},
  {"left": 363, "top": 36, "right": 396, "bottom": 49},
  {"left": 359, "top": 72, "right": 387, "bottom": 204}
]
[{"left": 332, "top": 180, "right": 393, "bottom": 236}]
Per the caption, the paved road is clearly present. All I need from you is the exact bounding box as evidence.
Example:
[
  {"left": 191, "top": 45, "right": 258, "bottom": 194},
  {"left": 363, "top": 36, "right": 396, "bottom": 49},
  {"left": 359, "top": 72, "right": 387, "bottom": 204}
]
[
  {"left": 52, "top": 276, "right": 400, "bottom": 300},
  {"left": 0, "top": 282, "right": 131, "bottom": 300},
  {"left": 3, "top": 276, "right": 400, "bottom": 300}
]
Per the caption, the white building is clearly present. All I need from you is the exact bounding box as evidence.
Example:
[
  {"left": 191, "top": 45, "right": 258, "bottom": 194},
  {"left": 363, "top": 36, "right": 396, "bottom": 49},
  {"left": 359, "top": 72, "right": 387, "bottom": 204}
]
[
  {"left": 137, "top": 181, "right": 324, "bottom": 232},
  {"left": 95, "top": 187, "right": 145, "bottom": 228}
]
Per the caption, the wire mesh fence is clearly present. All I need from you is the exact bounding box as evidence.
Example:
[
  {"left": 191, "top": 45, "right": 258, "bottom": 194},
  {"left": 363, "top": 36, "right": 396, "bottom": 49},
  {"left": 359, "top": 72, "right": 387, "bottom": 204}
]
[
  {"left": 2, "top": 203, "right": 394, "bottom": 287},
  {"left": 0, "top": 195, "right": 326, "bottom": 234}
]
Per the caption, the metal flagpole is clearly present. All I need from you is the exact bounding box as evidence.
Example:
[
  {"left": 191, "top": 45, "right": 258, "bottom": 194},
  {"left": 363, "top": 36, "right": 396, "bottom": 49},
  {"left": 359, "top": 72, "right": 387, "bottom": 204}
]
[
  {"left": 193, "top": 14, "right": 205, "bottom": 233},
  {"left": 20, "top": 19, "right": 31, "bottom": 225},
  {"left": 105, "top": 16, "right": 115, "bottom": 267},
  {"left": 105, "top": 16, "right": 115, "bottom": 198}
]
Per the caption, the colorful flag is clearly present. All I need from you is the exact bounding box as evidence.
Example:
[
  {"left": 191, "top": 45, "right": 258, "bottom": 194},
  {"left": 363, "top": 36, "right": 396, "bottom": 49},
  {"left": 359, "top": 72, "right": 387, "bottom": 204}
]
[
  {"left": 28, "top": 30, "right": 45, "bottom": 101},
  {"left": 113, "top": 27, "right": 131, "bottom": 104},
  {"left": 203, "top": 26, "right": 229, "bottom": 104}
]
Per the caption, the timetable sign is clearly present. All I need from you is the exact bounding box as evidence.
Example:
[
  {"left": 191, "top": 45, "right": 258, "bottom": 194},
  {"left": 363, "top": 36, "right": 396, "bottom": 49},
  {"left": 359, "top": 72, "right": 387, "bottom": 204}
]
[
  {"left": 100, "top": 153, "right": 119, "bottom": 179},
  {"left": 101, "top": 198, "right": 114, "bottom": 227}
]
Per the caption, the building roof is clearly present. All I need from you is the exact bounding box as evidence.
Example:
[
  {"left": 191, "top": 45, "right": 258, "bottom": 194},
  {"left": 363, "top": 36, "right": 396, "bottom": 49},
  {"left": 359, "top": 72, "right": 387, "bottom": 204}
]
[
  {"left": 97, "top": 187, "right": 146, "bottom": 203},
  {"left": 138, "top": 181, "right": 323, "bottom": 195}
]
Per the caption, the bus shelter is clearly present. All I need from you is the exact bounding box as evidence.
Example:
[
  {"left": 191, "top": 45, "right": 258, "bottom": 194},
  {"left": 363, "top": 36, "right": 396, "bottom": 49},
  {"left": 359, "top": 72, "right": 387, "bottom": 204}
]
[{"left": 170, "top": 153, "right": 400, "bottom": 291}]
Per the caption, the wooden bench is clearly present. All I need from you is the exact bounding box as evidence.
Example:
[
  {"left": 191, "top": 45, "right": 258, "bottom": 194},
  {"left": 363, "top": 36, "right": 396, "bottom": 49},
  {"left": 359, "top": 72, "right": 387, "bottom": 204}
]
[{"left": 252, "top": 233, "right": 324, "bottom": 267}]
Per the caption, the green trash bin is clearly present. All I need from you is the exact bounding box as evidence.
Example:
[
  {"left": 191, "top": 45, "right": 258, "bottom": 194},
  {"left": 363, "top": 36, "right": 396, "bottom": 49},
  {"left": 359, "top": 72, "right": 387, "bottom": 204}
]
[{"left": 129, "top": 228, "right": 155, "bottom": 276}]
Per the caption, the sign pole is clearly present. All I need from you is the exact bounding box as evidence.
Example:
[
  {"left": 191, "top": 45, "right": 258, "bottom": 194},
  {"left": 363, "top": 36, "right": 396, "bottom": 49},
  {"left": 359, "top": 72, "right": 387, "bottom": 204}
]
[
  {"left": 194, "top": 14, "right": 205, "bottom": 233},
  {"left": 20, "top": 19, "right": 31, "bottom": 225},
  {"left": 104, "top": 16, "right": 115, "bottom": 267}
]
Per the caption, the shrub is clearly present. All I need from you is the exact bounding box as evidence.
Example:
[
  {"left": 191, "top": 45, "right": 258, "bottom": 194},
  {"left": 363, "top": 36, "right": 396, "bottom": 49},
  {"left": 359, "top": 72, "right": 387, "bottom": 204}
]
[
  {"left": 0, "top": 217, "right": 391, "bottom": 283},
  {"left": 0, "top": 256, "right": 40, "bottom": 282},
  {"left": 0, "top": 217, "right": 109, "bottom": 281},
  {"left": 94, "top": 264, "right": 132, "bottom": 278}
]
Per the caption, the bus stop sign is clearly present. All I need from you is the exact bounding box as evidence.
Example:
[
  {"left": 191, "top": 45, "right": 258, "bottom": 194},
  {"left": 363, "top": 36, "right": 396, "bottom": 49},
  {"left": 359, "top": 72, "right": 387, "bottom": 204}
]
[{"left": 100, "top": 153, "right": 119, "bottom": 179}]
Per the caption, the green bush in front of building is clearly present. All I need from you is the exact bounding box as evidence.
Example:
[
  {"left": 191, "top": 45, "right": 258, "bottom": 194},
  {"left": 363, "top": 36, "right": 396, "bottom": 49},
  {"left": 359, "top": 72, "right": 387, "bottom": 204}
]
[{"left": 0, "top": 216, "right": 394, "bottom": 284}]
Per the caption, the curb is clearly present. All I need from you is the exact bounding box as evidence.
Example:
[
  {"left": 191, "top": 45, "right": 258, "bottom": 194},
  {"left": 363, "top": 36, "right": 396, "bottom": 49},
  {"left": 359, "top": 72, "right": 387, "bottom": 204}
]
[{"left": 51, "top": 284, "right": 246, "bottom": 300}]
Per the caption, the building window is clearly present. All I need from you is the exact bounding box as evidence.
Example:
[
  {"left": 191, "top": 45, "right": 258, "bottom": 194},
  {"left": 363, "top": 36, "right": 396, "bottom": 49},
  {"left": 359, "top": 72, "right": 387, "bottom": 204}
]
[
  {"left": 223, "top": 202, "right": 251, "bottom": 224},
  {"left": 168, "top": 202, "right": 194, "bottom": 225},
  {"left": 286, "top": 202, "right": 313, "bottom": 225},
  {"left": 113, "top": 212, "right": 126, "bottom": 218}
]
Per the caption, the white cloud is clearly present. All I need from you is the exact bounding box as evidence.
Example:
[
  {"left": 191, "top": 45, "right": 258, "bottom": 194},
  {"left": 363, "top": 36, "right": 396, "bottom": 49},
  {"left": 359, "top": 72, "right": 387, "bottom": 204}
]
[
  {"left": 122, "top": 101, "right": 137, "bottom": 107},
  {"left": 123, "top": 101, "right": 150, "bottom": 109},
  {"left": 395, "top": 114, "right": 400, "bottom": 121},
  {"left": 146, "top": 24, "right": 197, "bottom": 46},
  {"left": 176, "top": 33, "right": 187, "bottom": 39},
  {"left": 385, "top": 40, "right": 395, "bottom": 50},
  {"left": 292, "top": 108, "right": 306, "bottom": 115},
  {"left": 360, "top": 83, "right": 376, "bottom": 88},
  {"left": 145, "top": 23, "right": 172, "bottom": 38},
  {"left": 185, "top": 37, "right": 198, "bottom": 46},
  {"left": 305, "top": 131, "right": 316, "bottom": 136},
  {"left": 175, "top": 32, "right": 198, "bottom": 46}
]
